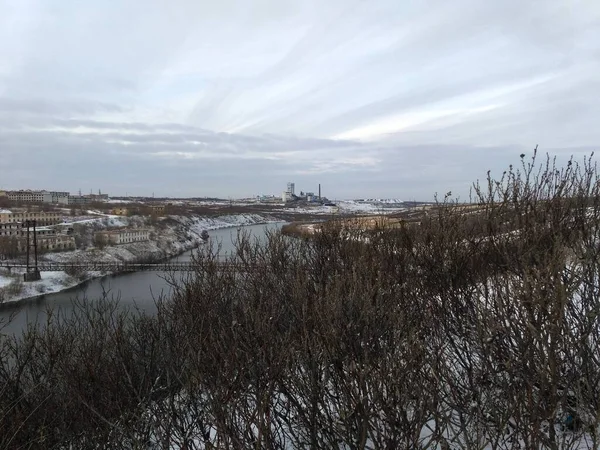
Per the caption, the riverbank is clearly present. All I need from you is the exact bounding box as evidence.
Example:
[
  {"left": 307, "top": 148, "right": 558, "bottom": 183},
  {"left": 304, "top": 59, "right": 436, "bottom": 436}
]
[{"left": 0, "top": 214, "right": 279, "bottom": 305}]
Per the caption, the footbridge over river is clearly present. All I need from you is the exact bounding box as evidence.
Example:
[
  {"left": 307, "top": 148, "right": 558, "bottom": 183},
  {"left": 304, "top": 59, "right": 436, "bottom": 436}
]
[{"left": 0, "top": 260, "right": 247, "bottom": 274}]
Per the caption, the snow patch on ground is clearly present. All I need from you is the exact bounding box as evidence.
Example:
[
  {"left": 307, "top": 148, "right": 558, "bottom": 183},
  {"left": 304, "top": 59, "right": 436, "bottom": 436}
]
[
  {"left": 0, "top": 275, "right": 12, "bottom": 289},
  {"left": 0, "top": 271, "right": 78, "bottom": 303},
  {"left": 337, "top": 200, "right": 408, "bottom": 213},
  {"left": 275, "top": 201, "right": 407, "bottom": 215},
  {"left": 20, "top": 271, "right": 71, "bottom": 298},
  {"left": 58, "top": 214, "right": 128, "bottom": 227}
]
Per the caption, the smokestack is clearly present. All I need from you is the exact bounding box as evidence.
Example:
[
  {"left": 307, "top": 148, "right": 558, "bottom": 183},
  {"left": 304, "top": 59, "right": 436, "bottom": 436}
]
[{"left": 318, "top": 183, "right": 321, "bottom": 199}]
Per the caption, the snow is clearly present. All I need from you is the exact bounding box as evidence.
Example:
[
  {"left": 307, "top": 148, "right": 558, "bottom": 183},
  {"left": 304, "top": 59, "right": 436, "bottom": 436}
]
[
  {"left": 174, "top": 213, "right": 278, "bottom": 232},
  {"left": 19, "top": 271, "right": 71, "bottom": 299},
  {"left": 104, "top": 199, "right": 131, "bottom": 204},
  {"left": 352, "top": 198, "right": 404, "bottom": 203},
  {"left": 60, "top": 217, "right": 104, "bottom": 225},
  {"left": 0, "top": 271, "right": 74, "bottom": 303},
  {"left": 58, "top": 215, "right": 128, "bottom": 227},
  {"left": 275, "top": 201, "right": 407, "bottom": 215},
  {"left": 337, "top": 200, "right": 407, "bottom": 213},
  {"left": 0, "top": 275, "right": 12, "bottom": 288},
  {"left": 0, "top": 209, "right": 12, "bottom": 214}
]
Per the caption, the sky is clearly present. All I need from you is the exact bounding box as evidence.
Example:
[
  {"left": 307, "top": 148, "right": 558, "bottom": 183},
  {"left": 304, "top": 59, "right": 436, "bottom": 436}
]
[{"left": 0, "top": 0, "right": 598, "bottom": 200}]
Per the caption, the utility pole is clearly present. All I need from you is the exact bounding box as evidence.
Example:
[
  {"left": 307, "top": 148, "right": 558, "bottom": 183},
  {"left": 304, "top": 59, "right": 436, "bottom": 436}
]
[
  {"left": 23, "top": 219, "right": 41, "bottom": 281},
  {"left": 26, "top": 222, "right": 30, "bottom": 273},
  {"left": 33, "top": 222, "right": 38, "bottom": 273}
]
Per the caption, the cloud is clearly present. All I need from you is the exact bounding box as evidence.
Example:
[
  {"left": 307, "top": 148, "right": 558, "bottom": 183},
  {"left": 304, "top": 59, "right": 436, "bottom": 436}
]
[{"left": 0, "top": 0, "right": 598, "bottom": 198}]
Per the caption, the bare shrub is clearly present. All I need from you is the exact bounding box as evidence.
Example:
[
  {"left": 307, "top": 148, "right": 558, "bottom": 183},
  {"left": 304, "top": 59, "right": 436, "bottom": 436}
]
[
  {"left": 93, "top": 233, "right": 107, "bottom": 249},
  {"left": 0, "top": 237, "right": 19, "bottom": 260},
  {"left": 5, "top": 279, "right": 23, "bottom": 297},
  {"left": 2, "top": 151, "right": 600, "bottom": 448}
]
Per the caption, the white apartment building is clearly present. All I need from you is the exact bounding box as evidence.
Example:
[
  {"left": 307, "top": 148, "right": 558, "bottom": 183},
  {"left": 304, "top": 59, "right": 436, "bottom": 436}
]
[
  {"left": 95, "top": 228, "right": 150, "bottom": 245},
  {"left": 6, "top": 190, "right": 70, "bottom": 204}
]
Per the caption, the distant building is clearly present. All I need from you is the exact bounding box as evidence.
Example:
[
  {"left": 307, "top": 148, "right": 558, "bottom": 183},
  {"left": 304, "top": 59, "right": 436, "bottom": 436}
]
[
  {"left": 148, "top": 205, "right": 165, "bottom": 216},
  {"left": 0, "top": 209, "right": 61, "bottom": 226},
  {"left": 6, "top": 190, "right": 69, "bottom": 204},
  {"left": 7, "top": 190, "right": 50, "bottom": 203},
  {"left": 68, "top": 192, "right": 108, "bottom": 205},
  {"left": 286, "top": 182, "right": 295, "bottom": 196},
  {"left": 111, "top": 207, "right": 129, "bottom": 216},
  {"left": 51, "top": 192, "right": 69, "bottom": 204},
  {"left": 88, "top": 192, "right": 109, "bottom": 201},
  {"left": 95, "top": 228, "right": 150, "bottom": 245},
  {"left": 68, "top": 195, "right": 91, "bottom": 205}
]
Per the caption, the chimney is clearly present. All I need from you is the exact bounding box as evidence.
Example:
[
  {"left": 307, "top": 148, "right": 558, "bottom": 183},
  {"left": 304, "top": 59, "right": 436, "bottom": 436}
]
[{"left": 318, "top": 183, "right": 321, "bottom": 199}]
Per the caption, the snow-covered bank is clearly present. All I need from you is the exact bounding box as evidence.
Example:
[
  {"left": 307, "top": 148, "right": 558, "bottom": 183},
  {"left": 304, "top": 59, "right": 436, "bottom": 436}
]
[
  {"left": 0, "top": 271, "right": 94, "bottom": 306},
  {"left": 275, "top": 200, "right": 408, "bottom": 215},
  {"left": 0, "top": 213, "right": 277, "bottom": 304}
]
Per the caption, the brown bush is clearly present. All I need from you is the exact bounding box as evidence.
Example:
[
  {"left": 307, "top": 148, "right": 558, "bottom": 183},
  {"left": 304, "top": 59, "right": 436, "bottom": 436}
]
[{"left": 2, "top": 151, "right": 600, "bottom": 448}]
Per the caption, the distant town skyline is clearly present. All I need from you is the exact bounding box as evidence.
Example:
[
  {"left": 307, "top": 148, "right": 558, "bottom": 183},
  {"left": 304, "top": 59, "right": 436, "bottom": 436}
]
[{"left": 0, "top": 0, "right": 598, "bottom": 199}]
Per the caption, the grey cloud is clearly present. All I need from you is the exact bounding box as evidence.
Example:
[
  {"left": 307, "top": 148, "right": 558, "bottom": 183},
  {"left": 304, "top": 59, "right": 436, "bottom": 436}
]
[
  {"left": 0, "top": 116, "right": 585, "bottom": 201},
  {"left": 0, "top": 0, "right": 598, "bottom": 198}
]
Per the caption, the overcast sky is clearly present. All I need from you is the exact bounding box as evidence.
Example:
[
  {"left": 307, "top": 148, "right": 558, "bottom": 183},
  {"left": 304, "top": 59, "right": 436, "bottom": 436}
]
[{"left": 0, "top": 0, "right": 598, "bottom": 200}]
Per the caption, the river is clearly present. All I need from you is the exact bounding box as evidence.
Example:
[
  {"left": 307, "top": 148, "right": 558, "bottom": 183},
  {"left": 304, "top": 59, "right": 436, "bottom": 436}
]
[{"left": 0, "top": 222, "right": 284, "bottom": 335}]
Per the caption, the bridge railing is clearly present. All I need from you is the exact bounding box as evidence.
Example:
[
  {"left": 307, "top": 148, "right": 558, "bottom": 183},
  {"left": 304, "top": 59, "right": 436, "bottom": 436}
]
[{"left": 0, "top": 261, "right": 243, "bottom": 272}]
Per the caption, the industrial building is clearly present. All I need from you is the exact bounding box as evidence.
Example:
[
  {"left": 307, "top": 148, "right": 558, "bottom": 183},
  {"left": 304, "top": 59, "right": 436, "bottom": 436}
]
[
  {"left": 282, "top": 182, "right": 296, "bottom": 202},
  {"left": 282, "top": 182, "right": 324, "bottom": 203},
  {"left": 287, "top": 182, "right": 295, "bottom": 196}
]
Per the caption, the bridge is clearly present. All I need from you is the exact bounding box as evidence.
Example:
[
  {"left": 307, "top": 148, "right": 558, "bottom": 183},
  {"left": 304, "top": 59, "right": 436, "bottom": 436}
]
[{"left": 0, "top": 261, "right": 243, "bottom": 273}]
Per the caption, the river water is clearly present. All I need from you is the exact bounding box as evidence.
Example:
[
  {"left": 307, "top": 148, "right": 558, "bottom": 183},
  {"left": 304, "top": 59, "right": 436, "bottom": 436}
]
[{"left": 0, "top": 223, "right": 283, "bottom": 335}]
